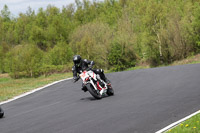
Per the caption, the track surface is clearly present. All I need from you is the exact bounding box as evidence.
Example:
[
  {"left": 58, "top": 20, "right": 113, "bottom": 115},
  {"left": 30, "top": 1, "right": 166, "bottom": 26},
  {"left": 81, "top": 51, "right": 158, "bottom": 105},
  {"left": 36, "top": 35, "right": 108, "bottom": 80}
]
[{"left": 0, "top": 64, "right": 200, "bottom": 133}]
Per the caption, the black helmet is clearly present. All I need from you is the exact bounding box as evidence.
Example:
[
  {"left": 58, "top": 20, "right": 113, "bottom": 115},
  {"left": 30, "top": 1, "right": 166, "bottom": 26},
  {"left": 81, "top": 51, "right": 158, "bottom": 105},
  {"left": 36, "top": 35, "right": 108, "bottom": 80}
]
[{"left": 73, "top": 55, "right": 81, "bottom": 67}]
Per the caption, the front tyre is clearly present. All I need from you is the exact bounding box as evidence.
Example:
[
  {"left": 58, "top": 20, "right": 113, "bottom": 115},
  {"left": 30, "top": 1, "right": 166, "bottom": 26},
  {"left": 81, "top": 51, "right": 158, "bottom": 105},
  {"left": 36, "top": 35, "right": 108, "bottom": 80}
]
[
  {"left": 107, "top": 85, "right": 114, "bottom": 96},
  {"left": 86, "top": 83, "right": 102, "bottom": 99}
]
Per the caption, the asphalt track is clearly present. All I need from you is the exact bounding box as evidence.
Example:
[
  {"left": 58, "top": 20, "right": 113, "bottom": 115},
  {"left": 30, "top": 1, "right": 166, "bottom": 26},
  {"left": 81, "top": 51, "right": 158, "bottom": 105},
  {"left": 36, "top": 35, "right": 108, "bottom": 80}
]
[{"left": 0, "top": 64, "right": 200, "bottom": 133}]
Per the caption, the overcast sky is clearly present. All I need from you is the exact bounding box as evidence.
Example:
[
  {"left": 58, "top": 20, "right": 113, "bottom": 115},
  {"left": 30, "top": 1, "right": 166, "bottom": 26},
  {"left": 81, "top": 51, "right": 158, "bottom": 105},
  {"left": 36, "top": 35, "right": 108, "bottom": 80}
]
[{"left": 0, "top": 0, "right": 102, "bottom": 17}]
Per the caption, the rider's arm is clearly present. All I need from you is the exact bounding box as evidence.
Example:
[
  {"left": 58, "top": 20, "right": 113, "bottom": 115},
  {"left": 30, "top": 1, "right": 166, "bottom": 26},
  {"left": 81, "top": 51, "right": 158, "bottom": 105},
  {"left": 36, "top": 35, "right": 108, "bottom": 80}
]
[{"left": 83, "top": 59, "right": 95, "bottom": 66}]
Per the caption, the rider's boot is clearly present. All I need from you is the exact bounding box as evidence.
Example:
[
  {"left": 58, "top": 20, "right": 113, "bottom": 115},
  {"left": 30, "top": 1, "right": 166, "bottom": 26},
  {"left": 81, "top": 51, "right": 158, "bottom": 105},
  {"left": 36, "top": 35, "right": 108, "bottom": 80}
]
[
  {"left": 81, "top": 84, "right": 88, "bottom": 92},
  {"left": 81, "top": 86, "right": 87, "bottom": 92}
]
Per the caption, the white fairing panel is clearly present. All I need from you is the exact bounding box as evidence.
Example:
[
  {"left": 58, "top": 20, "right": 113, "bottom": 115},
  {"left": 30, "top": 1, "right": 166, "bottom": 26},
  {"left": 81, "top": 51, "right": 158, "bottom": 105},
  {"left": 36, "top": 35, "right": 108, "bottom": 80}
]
[
  {"left": 88, "top": 70, "right": 97, "bottom": 80},
  {"left": 80, "top": 70, "right": 97, "bottom": 81}
]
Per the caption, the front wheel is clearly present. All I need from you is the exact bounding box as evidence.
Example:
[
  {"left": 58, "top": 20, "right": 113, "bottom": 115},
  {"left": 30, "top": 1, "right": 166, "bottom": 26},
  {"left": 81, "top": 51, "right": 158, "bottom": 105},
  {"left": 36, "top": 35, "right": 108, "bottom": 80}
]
[
  {"left": 107, "top": 85, "right": 114, "bottom": 96},
  {"left": 86, "top": 83, "right": 102, "bottom": 99}
]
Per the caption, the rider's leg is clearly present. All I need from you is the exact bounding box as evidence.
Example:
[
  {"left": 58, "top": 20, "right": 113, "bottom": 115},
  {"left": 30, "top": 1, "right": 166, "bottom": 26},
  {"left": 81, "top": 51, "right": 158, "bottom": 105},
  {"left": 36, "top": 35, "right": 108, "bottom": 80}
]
[{"left": 93, "top": 69, "right": 110, "bottom": 84}]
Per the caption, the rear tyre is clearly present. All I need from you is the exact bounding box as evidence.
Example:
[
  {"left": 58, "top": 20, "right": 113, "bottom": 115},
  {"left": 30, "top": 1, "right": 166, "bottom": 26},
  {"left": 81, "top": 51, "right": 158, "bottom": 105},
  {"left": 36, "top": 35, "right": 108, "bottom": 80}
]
[
  {"left": 86, "top": 84, "right": 102, "bottom": 99},
  {"left": 107, "top": 85, "right": 114, "bottom": 96}
]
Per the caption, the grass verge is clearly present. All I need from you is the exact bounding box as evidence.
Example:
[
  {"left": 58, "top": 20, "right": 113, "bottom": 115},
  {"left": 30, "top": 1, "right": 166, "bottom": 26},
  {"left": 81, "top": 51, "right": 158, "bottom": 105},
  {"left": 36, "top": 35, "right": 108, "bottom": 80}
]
[
  {"left": 171, "top": 54, "right": 200, "bottom": 66},
  {"left": 0, "top": 73, "right": 72, "bottom": 102},
  {"left": 125, "top": 54, "right": 200, "bottom": 71},
  {"left": 165, "top": 113, "right": 200, "bottom": 133}
]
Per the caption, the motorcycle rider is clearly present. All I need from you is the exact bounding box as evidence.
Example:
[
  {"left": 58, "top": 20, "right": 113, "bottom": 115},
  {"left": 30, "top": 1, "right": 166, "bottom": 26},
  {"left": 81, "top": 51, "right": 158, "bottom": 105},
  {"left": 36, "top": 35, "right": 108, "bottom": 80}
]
[{"left": 72, "top": 55, "right": 110, "bottom": 92}]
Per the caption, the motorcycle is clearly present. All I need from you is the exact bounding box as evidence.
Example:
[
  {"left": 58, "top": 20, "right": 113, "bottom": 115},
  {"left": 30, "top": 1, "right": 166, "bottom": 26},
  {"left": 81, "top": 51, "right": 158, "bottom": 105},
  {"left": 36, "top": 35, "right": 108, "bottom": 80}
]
[
  {"left": 0, "top": 106, "right": 4, "bottom": 118},
  {"left": 75, "top": 69, "right": 114, "bottom": 99}
]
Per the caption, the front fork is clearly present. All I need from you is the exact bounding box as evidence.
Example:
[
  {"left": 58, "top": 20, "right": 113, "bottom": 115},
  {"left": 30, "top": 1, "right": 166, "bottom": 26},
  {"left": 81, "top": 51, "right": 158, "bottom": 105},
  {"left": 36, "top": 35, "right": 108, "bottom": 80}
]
[
  {"left": 97, "top": 79, "right": 108, "bottom": 95},
  {"left": 89, "top": 77, "right": 107, "bottom": 95}
]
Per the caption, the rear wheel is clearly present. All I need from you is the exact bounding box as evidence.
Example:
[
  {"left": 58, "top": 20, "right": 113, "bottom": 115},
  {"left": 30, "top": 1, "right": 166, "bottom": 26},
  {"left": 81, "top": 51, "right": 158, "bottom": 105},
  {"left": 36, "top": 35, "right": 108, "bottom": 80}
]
[{"left": 86, "top": 83, "right": 102, "bottom": 99}]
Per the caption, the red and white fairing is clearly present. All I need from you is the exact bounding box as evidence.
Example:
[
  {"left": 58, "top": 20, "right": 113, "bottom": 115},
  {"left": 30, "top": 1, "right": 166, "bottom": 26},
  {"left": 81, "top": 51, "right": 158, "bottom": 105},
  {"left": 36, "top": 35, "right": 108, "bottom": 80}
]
[
  {"left": 79, "top": 70, "right": 107, "bottom": 95},
  {"left": 80, "top": 70, "right": 96, "bottom": 81}
]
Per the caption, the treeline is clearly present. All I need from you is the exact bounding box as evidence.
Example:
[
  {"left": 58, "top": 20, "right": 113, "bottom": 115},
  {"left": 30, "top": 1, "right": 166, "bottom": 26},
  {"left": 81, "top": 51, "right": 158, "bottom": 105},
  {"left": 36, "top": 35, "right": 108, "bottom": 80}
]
[{"left": 0, "top": 0, "right": 200, "bottom": 78}]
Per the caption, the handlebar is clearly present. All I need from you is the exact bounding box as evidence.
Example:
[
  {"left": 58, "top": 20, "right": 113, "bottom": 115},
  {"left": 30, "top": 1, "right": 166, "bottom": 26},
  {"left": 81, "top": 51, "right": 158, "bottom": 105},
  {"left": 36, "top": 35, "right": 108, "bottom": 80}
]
[{"left": 86, "top": 67, "right": 92, "bottom": 71}]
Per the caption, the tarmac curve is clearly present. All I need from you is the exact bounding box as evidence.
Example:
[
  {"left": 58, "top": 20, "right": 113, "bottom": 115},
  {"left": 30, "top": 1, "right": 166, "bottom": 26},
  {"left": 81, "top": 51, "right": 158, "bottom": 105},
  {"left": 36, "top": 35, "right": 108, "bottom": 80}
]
[{"left": 0, "top": 64, "right": 200, "bottom": 133}]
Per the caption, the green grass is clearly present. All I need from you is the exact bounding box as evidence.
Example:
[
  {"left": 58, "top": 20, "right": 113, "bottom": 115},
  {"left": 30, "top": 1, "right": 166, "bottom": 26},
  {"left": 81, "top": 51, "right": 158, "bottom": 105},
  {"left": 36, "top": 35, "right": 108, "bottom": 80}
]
[
  {"left": 0, "top": 73, "right": 72, "bottom": 102},
  {"left": 190, "top": 60, "right": 200, "bottom": 64},
  {"left": 165, "top": 113, "right": 200, "bottom": 133},
  {"left": 171, "top": 54, "right": 200, "bottom": 66},
  {"left": 125, "top": 66, "right": 150, "bottom": 71}
]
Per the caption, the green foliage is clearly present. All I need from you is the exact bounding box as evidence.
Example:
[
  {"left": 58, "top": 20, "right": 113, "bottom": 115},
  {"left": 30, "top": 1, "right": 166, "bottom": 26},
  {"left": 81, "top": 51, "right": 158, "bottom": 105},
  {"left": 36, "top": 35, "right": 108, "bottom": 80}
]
[
  {"left": 0, "top": 42, "right": 10, "bottom": 73},
  {"left": 0, "top": 46, "right": 3, "bottom": 73},
  {"left": 0, "top": 0, "right": 200, "bottom": 78},
  {"left": 97, "top": 0, "right": 122, "bottom": 27},
  {"left": 39, "top": 65, "right": 64, "bottom": 77},
  {"left": 48, "top": 41, "right": 73, "bottom": 65},
  {"left": 1, "top": 5, "right": 11, "bottom": 22},
  {"left": 108, "top": 42, "right": 136, "bottom": 71},
  {"left": 5, "top": 44, "right": 44, "bottom": 78},
  {"left": 70, "top": 22, "right": 112, "bottom": 68},
  {"left": 192, "top": 2, "right": 200, "bottom": 52}
]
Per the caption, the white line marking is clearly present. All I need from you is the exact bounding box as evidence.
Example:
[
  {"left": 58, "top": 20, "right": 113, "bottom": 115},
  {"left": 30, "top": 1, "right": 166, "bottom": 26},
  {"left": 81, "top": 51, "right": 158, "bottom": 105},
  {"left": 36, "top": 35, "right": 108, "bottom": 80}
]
[
  {"left": 0, "top": 78, "right": 72, "bottom": 105},
  {"left": 156, "top": 110, "right": 200, "bottom": 133}
]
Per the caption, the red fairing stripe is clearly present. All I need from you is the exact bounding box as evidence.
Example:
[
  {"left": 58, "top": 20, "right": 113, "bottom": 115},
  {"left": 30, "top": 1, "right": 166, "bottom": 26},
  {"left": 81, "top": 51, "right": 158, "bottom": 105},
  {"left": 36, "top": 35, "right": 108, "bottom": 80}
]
[
  {"left": 85, "top": 77, "right": 89, "bottom": 82},
  {"left": 97, "top": 81, "right": 102, "bottom": 90},
  {"left": 81, "top": 71, "right": 87, "bottom": 78}
]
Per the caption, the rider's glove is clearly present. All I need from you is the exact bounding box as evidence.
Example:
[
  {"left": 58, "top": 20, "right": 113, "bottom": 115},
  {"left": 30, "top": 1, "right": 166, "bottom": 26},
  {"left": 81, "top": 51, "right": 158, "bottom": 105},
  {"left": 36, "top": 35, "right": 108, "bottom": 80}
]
[
  {"left": 88, "top": 61, "right": 94, "bottom": 70},
  {"left": 90, "top": 61, "right": 95, "bottom": 66}
]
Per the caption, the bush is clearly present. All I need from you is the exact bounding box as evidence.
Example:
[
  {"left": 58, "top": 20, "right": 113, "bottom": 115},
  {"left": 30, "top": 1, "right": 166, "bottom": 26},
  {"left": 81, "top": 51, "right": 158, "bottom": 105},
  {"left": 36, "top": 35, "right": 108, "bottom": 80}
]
[
  {"left": 108, "top": 42, "right": 136, "bottom": 71},
  {"left": 48, "top": 41, "right": 73, "bottom": 65},
  {"left": 5, "top": 44, "right": 44, "bottom": 78},
  {"left": 70, "top": 22, "right": 112, "bottom": 69}
]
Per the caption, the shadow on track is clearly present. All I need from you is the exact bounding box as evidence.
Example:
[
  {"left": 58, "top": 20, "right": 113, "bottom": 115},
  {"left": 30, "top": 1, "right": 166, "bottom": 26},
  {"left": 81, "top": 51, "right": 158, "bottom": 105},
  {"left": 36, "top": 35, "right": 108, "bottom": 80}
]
[{"left": 80, "top": 95, "right": 111, "bottom": 101}]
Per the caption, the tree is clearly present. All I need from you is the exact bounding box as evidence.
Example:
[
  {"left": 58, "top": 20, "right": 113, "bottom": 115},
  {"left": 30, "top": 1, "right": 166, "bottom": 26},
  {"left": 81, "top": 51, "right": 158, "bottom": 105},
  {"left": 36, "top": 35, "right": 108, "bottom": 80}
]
[
  {"left": 1, "top": 5, "right": 11, "bottom": 22},
  {"left": 70, "top": 22, "right": 112, "bottom": 68},
  {"left": 108, "top": 12, "right": 137, "bottom": 71},
  {"left": 5, "top": 44, "right": 44, "bottom": 78},
  {"left": 48, "top": 41, "right": 73, "bottom": 65},
  {"left": 192, "top": 2, "right": 200, "bottom": 53}
]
